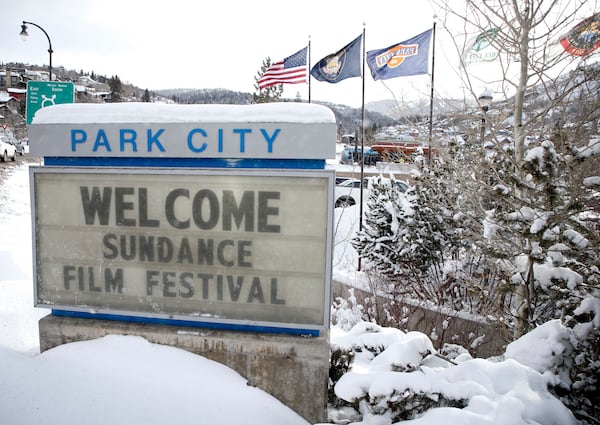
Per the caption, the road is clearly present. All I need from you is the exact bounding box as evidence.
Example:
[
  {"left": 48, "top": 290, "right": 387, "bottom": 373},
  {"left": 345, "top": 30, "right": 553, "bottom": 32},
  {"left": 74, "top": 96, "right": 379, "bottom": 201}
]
[{"left": 0, "top": 153, "right": 42, "bottom": 181}]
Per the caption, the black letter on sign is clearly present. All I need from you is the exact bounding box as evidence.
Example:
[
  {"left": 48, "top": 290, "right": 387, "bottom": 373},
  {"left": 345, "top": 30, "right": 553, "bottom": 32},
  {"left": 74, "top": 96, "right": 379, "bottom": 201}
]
[
  {"left": 146, "top": 270, "right": 159, "bottom": 295},
  {"left": 258, "top": 191, "right": 281, "bottom": 233},
  {"left": 139, "top": 188, "right": 159, "bottom": 227},
  {"left": 103, "top": 234, "right": 118, "bottom": 259},
  {"left": 270, "top": 278, "right": 285, "bottom": 305},
  {"left": 192, "top": 190, "right": 219, "bottom": 230},
  {"left": 180, "top": 272, "right": 195, "bottom": 298},
  {"left": 222, "top": 190, "right": 254, "bottom": 231},
  {"left": 165, "top": 189, "right": 190, "bottom": 229},
  {"left": 163, "top": 272, "right": 177, "bottom": 297},
  {"left": 247, "top": 277, "right": 265, "bottom": 303},
  {"left": 227, "top": 275, "right": 244, "bottom": 302},
  {"left": 80, "top": 186, "right": 112, "bottom": 225},
  {"left": 115, "top": 187, "right": 136, "bottom": 226},
  {"left": 63, "top": 265, "right": 76, "bottom": 289},
  {"left": 105, "top": 268, "right": 124, "bottom": 293}
]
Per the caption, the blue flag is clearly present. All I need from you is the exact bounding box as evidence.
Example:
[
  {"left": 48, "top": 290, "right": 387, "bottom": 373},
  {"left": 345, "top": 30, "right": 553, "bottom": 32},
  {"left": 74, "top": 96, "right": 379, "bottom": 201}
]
[
  {"left": 366, "top": 29, "right": 432, "bottom": 80},
  {"left": 311, "top": 34, "right": 362, "bottom": 83}
]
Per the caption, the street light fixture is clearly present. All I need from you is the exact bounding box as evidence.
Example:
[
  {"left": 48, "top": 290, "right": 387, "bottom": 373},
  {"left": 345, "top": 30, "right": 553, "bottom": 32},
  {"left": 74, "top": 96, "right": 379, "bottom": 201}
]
[
  {"left": 20, "top": 21, "right": 54, "bottom": 82},
  {"left": 478, "top": 89, "right": 493, "bottom": 143}
]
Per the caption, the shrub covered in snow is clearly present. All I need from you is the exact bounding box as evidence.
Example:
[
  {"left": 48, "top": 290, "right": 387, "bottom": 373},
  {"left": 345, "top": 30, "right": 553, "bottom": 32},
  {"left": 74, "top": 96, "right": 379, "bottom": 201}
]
[
  {"left": 506, "top": 295, "right": 600, "bottom": 424},
  {"left": 328, "top": 321, "right": 578, "bottom": 425},
  {"left": 352, "top": 126, "right": 599, "bottom": 345}
]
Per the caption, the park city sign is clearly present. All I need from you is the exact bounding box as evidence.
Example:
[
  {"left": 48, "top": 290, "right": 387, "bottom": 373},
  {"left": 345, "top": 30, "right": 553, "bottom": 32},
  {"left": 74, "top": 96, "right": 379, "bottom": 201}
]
[
  {"left": 29, "top": 102, "right": 337, "bottom": 335},
  {"left": 28, "top": 103, "right": 334, "bottom": 159}
]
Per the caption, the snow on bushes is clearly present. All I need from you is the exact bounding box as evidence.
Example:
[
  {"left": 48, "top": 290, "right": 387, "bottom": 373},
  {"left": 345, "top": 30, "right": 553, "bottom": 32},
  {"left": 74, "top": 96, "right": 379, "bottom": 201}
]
[{"left": 328, "top": 321, "right": 577, "bottom": 425}]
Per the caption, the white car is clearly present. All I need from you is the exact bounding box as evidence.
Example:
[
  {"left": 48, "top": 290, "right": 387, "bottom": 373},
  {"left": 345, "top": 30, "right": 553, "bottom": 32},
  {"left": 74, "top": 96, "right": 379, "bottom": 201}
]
[
  {"left": 0, "top": 135, "right": 17, "bottom": 162},
  {"left": 334, "top": 177, "right": 409, "bottom": 208}
]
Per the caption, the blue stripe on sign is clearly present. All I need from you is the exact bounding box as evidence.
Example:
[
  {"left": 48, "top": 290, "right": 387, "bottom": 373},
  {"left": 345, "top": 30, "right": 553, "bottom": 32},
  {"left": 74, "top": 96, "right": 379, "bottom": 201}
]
[
  {"left": 51, "top": 310, "right": 321, "bottom": 337},
  {"left": 42, "top": 157, "right": 326, "bottom": 169}
]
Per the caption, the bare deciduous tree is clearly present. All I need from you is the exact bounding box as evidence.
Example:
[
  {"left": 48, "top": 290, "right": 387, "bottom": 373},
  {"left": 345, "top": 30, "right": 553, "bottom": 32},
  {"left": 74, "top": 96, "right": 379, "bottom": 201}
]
[{"left": 430, "top": 0, "right": 600, "bottom": 337}]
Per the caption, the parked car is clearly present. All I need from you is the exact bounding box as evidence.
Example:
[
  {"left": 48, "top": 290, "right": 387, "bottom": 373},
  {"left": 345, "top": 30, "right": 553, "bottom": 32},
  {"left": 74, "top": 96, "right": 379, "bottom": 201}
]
[
  {"left": 340, "top": 146, "right": 381, "bottom": 165},
  {"left": 335, "top": 176, "right": 352, "bottom": 185},
  {"left": 10, "top": 138, "right": 26, "bottom": 156},
  {"left": 0, "top": 135, "right": 17, "bottom": 162},
  {"left": 334, "top": 177, "right": 409, "bottom": 208}
]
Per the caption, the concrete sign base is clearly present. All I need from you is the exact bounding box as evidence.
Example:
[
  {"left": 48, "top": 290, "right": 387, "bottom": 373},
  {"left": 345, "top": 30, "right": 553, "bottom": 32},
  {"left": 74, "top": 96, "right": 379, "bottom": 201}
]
[{"left": 39, "top": 315, "right": 329, "bottom": 423}]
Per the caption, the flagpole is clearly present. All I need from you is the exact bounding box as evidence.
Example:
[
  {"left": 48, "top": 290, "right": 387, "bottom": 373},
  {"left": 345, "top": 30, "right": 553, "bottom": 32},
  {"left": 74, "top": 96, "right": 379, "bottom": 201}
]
[
  {"left": 308, "top": 36, "right": 312, "bottom": 103},
  {"left": 427, "top": 20, "right": 437, "bottom": 165},
  {"left": 358, "top": 23, "right": 366, "bottom": 271}
]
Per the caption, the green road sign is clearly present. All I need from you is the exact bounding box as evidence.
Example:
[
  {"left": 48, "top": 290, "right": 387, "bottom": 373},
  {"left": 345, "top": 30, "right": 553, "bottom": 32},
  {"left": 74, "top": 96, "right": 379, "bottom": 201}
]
[{"left": 26, "top": 81, "right": 75, "bottom": 125}]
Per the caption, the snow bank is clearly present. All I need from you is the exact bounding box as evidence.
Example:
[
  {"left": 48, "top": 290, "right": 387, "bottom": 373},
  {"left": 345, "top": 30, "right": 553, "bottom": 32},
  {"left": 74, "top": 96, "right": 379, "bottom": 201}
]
[
  {"left": 32, "top": 102, "right": 336, "bottom": 124},
  {"left": 0, "top": 335, "right": 308, "bottom": 425},
  {"left": 505, "top": 319, "right": 570, "bottom": 373}
]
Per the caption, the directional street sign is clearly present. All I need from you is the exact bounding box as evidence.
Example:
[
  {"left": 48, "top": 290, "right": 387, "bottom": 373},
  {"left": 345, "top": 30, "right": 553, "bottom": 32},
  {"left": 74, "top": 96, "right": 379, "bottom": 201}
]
[{"left": 26, "top": 81, "right": 75, "bottom": 125}]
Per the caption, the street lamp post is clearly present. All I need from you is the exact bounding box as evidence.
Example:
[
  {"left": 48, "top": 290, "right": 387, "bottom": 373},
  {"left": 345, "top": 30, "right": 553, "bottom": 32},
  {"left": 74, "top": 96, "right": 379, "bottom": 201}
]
[
  {"left": 20, "top": 21, "right": 53, "bottom": 81},
  {"left": 478, "top": 89, "right": 493, "bottom": 143}
]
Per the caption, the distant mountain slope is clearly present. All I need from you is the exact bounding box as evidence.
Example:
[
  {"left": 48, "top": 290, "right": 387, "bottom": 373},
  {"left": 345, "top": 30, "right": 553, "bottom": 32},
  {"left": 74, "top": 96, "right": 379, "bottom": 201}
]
[{"left": 155, "top": 88, "right": 398, "bottom": 135}]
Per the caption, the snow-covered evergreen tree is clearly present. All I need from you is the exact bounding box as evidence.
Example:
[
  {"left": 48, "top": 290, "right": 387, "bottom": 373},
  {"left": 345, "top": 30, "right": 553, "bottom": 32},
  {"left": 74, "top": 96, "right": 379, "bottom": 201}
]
[
  {"left": 353, "top": 158, "right": 487, "bottom": 312},
  {"left": 476, "top": 135, "right": 600, "bottom": 327},
  {"left": 352, "top": 176, "right": 403, "bottom": 275}
]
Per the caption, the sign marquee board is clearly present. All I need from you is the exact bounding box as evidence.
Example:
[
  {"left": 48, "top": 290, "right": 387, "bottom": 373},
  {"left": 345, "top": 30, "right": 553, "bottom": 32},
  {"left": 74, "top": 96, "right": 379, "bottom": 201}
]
[
  {"left": 31, "top": 167, "right": 334, "bottom": 332},
  {"left": 29, "top": 103, "right": 337, "bottom": 335}
]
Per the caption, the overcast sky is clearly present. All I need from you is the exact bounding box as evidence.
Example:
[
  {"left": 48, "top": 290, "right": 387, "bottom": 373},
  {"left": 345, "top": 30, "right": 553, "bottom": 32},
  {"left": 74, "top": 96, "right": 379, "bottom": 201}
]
[
  {"left": 3, "top": 0, "right": 446, "bottom": 106},
  {"left": 3, "top": 1, "right": 597, "bottom": 108}
]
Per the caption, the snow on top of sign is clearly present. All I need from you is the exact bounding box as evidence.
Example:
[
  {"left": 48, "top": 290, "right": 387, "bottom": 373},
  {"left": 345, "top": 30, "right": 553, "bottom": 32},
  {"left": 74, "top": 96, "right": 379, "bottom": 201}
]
[{"left": 31, "top": 102, "right": 336, "bottom": 124}]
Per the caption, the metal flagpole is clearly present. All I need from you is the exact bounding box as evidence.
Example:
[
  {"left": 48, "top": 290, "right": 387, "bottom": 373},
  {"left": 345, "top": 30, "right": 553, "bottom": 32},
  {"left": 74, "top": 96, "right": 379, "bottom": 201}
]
[
  {"left": 358, "top": 24, "right": 366, "bottom": 271},
  {"left": 427, "top": 21, "right": 437, "bottom": 165},
  {"left": 308, "top": 37, "right": 312, "bottom": 103}
]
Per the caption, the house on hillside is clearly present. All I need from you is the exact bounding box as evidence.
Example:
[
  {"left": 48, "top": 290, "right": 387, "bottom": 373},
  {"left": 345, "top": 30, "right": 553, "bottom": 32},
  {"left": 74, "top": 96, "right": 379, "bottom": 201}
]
[
  {"left": 0, "top": 91, "right": 18, "bottom": 105},
  {"left": 0, "top": 70, "right": 22, "bottom": 89},
  {"left": 0, "top": 91, "right": 26, "bottom": 139},
  {"left": 23, "top": 69, "right": 50, "bottom": 83},
  {"left": 6, "top": 88, "right": 26, "bottom": 101},
  {"left": 1, "top": 68, "right": 51, "bottom": 91}
]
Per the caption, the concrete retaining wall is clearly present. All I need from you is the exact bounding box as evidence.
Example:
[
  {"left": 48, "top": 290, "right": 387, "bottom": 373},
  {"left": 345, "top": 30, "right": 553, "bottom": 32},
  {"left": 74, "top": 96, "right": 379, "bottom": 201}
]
[{"left": 333, "top": 281, "right": 510, "bottom": 357}]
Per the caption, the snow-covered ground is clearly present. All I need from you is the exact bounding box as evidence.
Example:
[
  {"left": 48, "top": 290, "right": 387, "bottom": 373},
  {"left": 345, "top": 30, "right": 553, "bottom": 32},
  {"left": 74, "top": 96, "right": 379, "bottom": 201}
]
[{"left": 0, "top": 161, "right": 578, "bottom": 424}]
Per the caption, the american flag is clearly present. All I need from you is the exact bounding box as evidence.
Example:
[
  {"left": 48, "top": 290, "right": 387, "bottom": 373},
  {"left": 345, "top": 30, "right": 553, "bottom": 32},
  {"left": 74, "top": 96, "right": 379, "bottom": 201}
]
[{"left": 257, "top": 47, "right": 308, "bottom": 90}]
